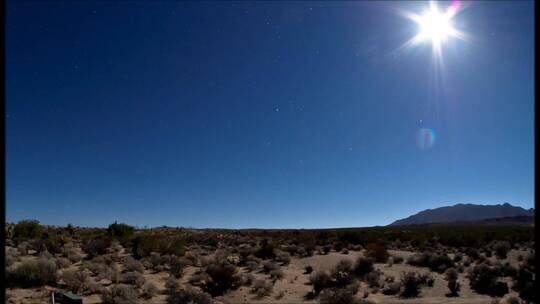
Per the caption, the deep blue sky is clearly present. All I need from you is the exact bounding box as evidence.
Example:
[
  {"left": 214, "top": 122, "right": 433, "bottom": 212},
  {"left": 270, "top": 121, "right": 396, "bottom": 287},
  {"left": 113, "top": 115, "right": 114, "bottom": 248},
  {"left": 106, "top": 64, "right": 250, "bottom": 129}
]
[{"left": 6, "top": 1, "right": 534, "bottom": 228}]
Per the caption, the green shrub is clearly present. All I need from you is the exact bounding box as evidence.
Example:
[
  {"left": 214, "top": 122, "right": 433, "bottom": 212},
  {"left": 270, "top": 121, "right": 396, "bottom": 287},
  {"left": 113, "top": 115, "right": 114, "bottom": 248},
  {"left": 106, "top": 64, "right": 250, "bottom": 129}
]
[
  {"left": 13, "top": 220, "right": 42, "bottom": 240},
  {"left": 107, "top": 222, "right": 135, "bottom": 240}
]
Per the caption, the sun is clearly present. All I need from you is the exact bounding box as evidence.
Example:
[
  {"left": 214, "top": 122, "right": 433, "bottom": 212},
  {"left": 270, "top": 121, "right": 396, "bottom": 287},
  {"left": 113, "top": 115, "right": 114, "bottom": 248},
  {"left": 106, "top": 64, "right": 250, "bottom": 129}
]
[
  {"left": 416, "top": 6, "right": 455, "bottom": 46},
  {"left": 400, "top": 1, "right": 467, "bottom": 57}
]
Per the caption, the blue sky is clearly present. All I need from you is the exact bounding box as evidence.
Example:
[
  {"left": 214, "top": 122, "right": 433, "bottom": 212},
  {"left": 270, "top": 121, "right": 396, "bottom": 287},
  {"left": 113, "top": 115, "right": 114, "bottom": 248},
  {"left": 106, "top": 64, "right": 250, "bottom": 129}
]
[{"left": 6, "top": 1, "right": 534, "bottom": 228}]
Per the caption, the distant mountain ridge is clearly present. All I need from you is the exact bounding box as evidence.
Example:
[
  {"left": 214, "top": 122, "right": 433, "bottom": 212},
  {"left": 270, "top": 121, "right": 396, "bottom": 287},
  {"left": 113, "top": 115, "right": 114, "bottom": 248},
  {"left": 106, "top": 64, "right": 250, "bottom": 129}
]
[{"left": 389, "top": 203, "right": 534, "bottom": 226}]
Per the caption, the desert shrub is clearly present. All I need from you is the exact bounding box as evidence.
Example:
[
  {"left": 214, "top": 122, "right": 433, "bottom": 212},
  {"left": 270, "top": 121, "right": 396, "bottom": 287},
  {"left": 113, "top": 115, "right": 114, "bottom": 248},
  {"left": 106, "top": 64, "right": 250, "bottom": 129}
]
[
  {"left": 121, "top": 271, "right": 145, "bottom": 288},
  {"left": 418, "top": 272, "right": 434, "bottom": 287},
  {"left": 309, "top": 270, "right": 331, "bottom": 295},
  {"left": 503, "top": 296, "right": 521, "bottom": 304},
  {"left": 13, "top": 220, "right": 42, "bottom": 240},
  {"left": 55, "top": 257, "right": 71, "bottom": 269},
  {"left": 202, "top": 263, "right": 240, "bottom": 296},
  {"left": 304, "top": 265, "right": 313, "bottom": 274},
  {"left": 142, "top": 282, "right": 158, "bottom": 299},
  {"left": 169, "top": 256, "right": 190, "bottom": 278},
  {"left": 332, "top": 259, "right": 354, "bottom": 287},
  {"left": 453, "top": 252, "right": 463, "bottom": 262},
  {"left": 17, "top": 242, "right": 30, "bottom": 255},
  {"left": 322, "top": 245, "right": 332, "bottom": 255},
  {"left": 6, "top": 254, "right": 16, "bottom": 267},
  {"left": 82, "top": 236, "right": 112, "bottom": 258},
  {"left": 85, "top": 278, "right": 105, "bottom": 295},
  {"left": 366, "top": 271, "right": 381, "bottom": 287},
  {"left": 107, "top": 222, "right": 134, "bottom": 240},
  {"left": 342, "top": 248, "right": 350, "bottom": 254},
  {"left": 132, "top": 235, "right": 186, "bottom": 259},
  {"left": 468, "top": 264, "right": 508, "bottom": 297},
  {"left": 382, "top": 282, "right": 401, "bottom": 295},
  {"left": 270, "top": 268, "right": 285, "bottom": 281},
  {"left": 400, "top": 271, "right": 422, "bottom": 298},
  {"left": 245, "top": 261, "right": 259, "bottom": 272},
  {"left": 365, "top": 242, "right": 389, "bottom": 263},
  {"left": 319, "top": 288, "right": 358, "bottom": 304},
  {"left": 252, "top": 279, "right": 273, "bottom": 298},
  {"left": 262, "top": 260, "right": 279, "bottom": 273},
  {"left": 240, "top": 273, "right": 255, "bottom": 286},
  {"left": 7, "top": 258, "right": 57, "bottom": 287},
  {"left": 65, "top": 248, "right": 82, "bottom": 263},
  {"left": 494, "top": 241, "right": 511, "bottom": 259},
  {"left": 353, "top": 257, "right": 374, "bottom": 277},
  {"left": 465, "top": 247, "right": 480, "bottom": 260},
  {"left": 122, "top": 256, "right": 144, "bottom": 273},
  {"left": 165, "top": 276, "right": 180, "bottom": 292},
  {"left": 275, "top": 251, "right": 291, "bottom": 265},
  {"left": 63, "top": 269, "right": 89, "bottom": 293},
  {"left": 407, "top": 251, "right": 454, "bottom": 273},
  {"left": 512, "top": 267, "right": 535, "bottom": 303},
  {"left": 444, "top": 268, "right": 460, "bottom": 297},
  {"left": 101, "top": 284, "right": 139, "bottom": 304},
  {"left": 167, "top": 287, "right": 212, "bottom": 304},
  {"left": 254, "top": 239, "right": 275, "bottom": 260}
]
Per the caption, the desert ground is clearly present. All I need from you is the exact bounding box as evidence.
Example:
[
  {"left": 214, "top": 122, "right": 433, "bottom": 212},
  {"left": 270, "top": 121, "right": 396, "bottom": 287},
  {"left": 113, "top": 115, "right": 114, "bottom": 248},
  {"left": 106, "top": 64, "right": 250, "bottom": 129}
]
[{"left": 5, "top": 221, "right": 535, "bottom": 304}]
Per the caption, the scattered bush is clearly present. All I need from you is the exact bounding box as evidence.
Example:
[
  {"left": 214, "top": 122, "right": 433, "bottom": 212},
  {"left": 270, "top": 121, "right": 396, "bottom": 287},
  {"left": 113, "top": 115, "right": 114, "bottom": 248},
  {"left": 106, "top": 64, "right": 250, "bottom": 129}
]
[
  {"left": 468, "top": 264, "right": 508, "bottom": 297},
  {"left": 82, "top": 237, "right": 112, "bottom": 258},
  {"left": 331, "top": 259, "right": 354, "bottom": 287},
  {"left": 7, "top": 258, "right": 57, "bottom": 287},
  {"left": 353, "top": 257, "right": 374, "bottom": 277},
  {"left": 107, "top": 222, "right": 135, "bottom": 240},
  {"left": 13, "top": 220, "right": 42, "bottom": 240},
  {"left": 122, "top": 256, "right": 144, "bottom": 273},
  {"left": 169, "top": 256, "right": 189, "bottom": 278},
  {"left": 304, "top": 265, "right": 313, "bottom": 274},
  {"left": 444, "top": 268, "right": 460, "bottom": 297},
  {"left": 202, "top": 263, "right": 240, "bottom": 296},
  {"left": 309, "top": 270, "right": 331, "bottom": 295},
  {"left": 319, "top": 288, "right": 358, "bottom": 304},
  {"left": 252, "top": 279, "right": 273, "bottom": 298},
  {"left": 366, "top": 271, "right": 381, "bottom": 288},
  {"left": 382, "top": 282, "right": 401, "bottom": 295},
  {"left": 400, "top": 271, "right": 422, "bottom": 298},
  {"left": 254, "top": 239, "right": 275, "bottom": 260},
  {"left": 62, "top": 269, "right": 89, "bottom": 293},
  {"left": 365, "top": 243, "right": 389, "bottom": 263},
  {"left": 167, "top": 287, "right": 212, "bottom": 304},
  {"left": 101, "top": 284, "right": 139, "bottom": 304},
  {"left": 121, "top": 271, "right": 145, "bottom": 288},
  {"left": 142, "top": 282, "right": 158, "bottom": 299},
  {"left": 494, "top": 241, "right": 511, "bottom": 259},
  {"left": 270, "top": 268, "right": 285, "bottom": 281}
]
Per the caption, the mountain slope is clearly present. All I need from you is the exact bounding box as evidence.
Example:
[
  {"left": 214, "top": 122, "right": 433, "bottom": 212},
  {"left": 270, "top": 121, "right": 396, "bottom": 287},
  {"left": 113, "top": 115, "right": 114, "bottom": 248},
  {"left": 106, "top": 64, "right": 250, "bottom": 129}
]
[{"left": 389, "top": 203, "right": 534, "bottom": 226}]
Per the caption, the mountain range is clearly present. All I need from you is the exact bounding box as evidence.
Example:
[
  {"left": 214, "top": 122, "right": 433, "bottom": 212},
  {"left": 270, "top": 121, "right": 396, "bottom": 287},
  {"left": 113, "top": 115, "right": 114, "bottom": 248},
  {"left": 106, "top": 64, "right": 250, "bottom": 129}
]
[{"left": 389, "top": 203, "right": 534, "bottom": 226}]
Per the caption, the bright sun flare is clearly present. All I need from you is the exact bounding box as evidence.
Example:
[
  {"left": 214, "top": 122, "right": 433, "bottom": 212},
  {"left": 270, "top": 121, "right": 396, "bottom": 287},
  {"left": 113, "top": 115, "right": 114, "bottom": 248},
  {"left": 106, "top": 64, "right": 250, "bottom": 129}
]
[
  {"left": 417, "top": 7, "right": 455, "bottom": 46},
  {"left": 401, "top": 0, "right": 467, "bottom": 57}
]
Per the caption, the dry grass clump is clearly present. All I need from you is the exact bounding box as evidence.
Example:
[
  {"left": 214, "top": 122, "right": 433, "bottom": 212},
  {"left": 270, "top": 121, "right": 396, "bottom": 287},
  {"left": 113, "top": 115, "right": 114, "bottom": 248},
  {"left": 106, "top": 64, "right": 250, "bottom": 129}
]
[
  {"left": 6, "top": 258, "right": 57, "bottom": 288},
  {"left": 122, "top": 255, "right": 144, "bottom": 273},
  {"left": 319, "top": 287, "right": 361, "bottom": 304}
]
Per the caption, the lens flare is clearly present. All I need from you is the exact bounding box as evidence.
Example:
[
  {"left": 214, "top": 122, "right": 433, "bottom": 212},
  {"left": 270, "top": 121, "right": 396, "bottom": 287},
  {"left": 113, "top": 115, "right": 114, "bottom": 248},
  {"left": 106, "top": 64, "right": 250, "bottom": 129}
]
[{"left": 417, "top": 128, "right": 436, "bottom": 150}]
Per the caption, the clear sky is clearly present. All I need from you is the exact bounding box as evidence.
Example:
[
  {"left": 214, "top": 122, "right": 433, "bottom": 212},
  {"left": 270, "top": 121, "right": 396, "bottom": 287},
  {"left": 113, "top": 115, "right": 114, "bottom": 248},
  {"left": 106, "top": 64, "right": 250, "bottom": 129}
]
[{"left": 6, "top": 1, "right": 534, "bottom": 228}]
